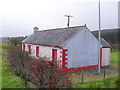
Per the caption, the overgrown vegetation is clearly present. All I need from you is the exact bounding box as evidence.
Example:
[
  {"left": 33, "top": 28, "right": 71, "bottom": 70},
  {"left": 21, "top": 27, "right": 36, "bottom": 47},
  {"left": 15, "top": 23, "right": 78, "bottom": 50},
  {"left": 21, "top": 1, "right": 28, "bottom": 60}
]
[{"left": 7, "top": 48, "right": 71, "bottom": 88}]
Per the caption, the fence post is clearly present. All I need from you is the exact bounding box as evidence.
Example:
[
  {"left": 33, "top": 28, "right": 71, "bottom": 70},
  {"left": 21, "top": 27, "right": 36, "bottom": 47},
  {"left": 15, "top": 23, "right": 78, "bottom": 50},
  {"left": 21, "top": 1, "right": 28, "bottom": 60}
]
[
  {"left": 104, "top": 68, "right": 106, "bottom": 79},
  {"left": 81, "top": 70, "right": 84, "bottom": 83}
]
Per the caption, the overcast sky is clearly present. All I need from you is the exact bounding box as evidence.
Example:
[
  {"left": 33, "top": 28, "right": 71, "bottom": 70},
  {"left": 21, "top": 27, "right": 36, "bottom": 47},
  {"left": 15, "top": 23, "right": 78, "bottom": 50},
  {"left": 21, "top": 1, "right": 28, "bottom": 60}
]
[{"left": 0, "top": 0, "right": 119, "bottom": 37}]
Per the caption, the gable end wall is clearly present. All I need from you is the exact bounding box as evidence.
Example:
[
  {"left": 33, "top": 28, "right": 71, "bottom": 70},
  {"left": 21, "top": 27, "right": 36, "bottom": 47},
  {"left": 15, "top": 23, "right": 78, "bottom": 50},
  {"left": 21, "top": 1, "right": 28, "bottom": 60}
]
[{"left": 64, "top": 27, "right": 100, "bottom": 68}]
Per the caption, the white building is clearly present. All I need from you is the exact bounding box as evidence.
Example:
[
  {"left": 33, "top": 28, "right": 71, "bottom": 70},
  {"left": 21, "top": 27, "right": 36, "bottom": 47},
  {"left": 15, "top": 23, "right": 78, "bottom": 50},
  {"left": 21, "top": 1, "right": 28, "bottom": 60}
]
[{"left": 22, "top": 25, "right": 110, "bottom": 72}]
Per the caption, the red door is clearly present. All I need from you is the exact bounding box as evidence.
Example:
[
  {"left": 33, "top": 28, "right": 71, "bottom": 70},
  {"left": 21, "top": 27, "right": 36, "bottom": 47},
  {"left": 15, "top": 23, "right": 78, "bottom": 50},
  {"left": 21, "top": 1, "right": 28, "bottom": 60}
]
[
  {"left": 36, "top": 46, "right": 39, "bottom": 57},
  {"left": 52, "top": 49, "right": 57, "bottom": 62}
]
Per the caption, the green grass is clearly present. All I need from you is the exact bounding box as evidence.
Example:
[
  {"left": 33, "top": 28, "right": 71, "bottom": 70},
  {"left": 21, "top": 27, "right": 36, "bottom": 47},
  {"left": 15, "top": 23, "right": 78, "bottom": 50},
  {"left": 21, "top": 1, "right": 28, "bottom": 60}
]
[
  {"left": 1, "top": 43, "right": 27, "bottom": 88},
  {"left": 73, "top": 77, "right": 119, "bottom": 88},
  {"left": 1, "top": 43, "right": 20, "bottom": 50},
  {"left": 111, "top": 50, "right": 120, "bottom": 63},
  {"left": 0, "top": 43, "right": 2, "bottom": 89}
]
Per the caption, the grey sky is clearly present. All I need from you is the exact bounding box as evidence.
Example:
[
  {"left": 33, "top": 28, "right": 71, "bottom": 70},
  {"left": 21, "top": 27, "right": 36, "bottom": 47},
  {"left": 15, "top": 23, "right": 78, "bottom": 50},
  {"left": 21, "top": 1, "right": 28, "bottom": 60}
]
[{"left": 1, "top": 0, "right": 119, "bottom": 37}]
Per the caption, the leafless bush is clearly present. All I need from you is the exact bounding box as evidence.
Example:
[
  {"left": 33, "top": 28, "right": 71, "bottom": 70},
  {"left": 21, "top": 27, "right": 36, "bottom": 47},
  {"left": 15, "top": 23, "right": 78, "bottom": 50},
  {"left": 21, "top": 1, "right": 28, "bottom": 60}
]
[{"left": 7, "top": 49, "right": 71, "bottom": 88}]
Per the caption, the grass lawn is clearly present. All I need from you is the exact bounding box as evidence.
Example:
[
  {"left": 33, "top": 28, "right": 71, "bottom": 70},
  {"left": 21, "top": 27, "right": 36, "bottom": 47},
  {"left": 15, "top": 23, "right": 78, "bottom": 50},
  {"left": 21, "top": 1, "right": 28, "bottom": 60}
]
[
  {"left": 111, "top": 50, "right": 120, "bottom": 63},
  {"left": 0, "top": 43, "right": 2, "bottom": 89},
  {"left": 1, "top": 43, "right": 27, "bottom": 88},
  {"left": 73, "top": 77, "right": 119, "bottom": 88}
]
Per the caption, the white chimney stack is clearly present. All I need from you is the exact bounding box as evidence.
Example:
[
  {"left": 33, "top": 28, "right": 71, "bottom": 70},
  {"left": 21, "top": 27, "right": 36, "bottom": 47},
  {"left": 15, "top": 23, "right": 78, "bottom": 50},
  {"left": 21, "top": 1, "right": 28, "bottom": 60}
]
[{"left": 33, "top": 26, "right": 39, "bottom": 33}]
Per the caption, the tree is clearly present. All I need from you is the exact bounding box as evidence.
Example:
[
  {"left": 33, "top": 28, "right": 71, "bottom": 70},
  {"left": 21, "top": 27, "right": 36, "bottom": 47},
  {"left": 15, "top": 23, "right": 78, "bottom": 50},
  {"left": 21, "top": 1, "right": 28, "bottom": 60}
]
[{"left": 8, "top": 36, "right": 27, "bottom": 45}]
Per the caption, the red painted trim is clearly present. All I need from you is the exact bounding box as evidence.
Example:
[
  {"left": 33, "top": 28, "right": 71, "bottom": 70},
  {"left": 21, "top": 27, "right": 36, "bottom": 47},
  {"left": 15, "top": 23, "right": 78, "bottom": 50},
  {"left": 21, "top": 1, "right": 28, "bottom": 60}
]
[
  {"left": 62, "top": 49, "right": 65, "bottom": 69},
  {"left": 60, "top": 51, "right": 63, "bottom": 53},
  {"left": 65, "top": 53, "right": 68, "bottom": 56},
  {"left": 64, "top": 49, "right": 68, "bottom": 52},
  {"left": 22, "top": 43, "right": 63, "bottom": 49},
  {"left": 65, "top": 58, "right": 68, "bottom": 60},
  {"left": 102, "top": 47, "right": 110, "bottom": 48},
  {"left": 52, "top": 49, "right": 57, "bottom": 62},
  {"left": 65, "top": 62, "right": 68, "bottom": 64},
  {"left": 60, "top": 56, "right": 62, "bottom": 58},
  {"left": 100, "top": 48, "right": 102, "bottom": 68},
  {"left": 36, "top": 46, "right": 39, "bottom": 57},
  {"left": 28, "top": 45, "right": 31, "bottom": 54},
  {"left": 66, "top": 65, "right": 98, "bottom": 73},
  {"left": 62, "top": 49, "right": 68, "bottom": 70}
]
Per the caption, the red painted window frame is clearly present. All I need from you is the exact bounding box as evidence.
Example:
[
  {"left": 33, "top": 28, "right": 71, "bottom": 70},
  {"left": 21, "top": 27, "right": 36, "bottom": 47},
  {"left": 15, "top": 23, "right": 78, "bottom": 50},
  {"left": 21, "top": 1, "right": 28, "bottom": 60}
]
[
  {"left": 52, "top": 49, "right": 57, "bottom": 62},
  {"left": 28, "top": 45, "right": 31, "bottom": 54},
  {"left": 36, "top": 46, "right": 39, "bottom": 57}
]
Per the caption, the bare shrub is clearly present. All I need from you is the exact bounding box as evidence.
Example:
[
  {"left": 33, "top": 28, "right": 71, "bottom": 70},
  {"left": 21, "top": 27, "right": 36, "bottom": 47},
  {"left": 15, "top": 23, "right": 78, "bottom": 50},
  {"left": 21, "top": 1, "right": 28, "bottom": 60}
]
[
  {"left": 7, "top": 49, "right": 32, "bottom": 85},
  {"left": 7, "top": 49, "right": 71, "bottom": 88}
]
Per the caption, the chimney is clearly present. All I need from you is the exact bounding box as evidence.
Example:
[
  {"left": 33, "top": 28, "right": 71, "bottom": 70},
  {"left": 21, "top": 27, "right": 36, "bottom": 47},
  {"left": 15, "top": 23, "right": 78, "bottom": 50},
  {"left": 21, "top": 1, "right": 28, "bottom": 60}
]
[{"left": 33, "top": 26, "right": 39, "bottom": 33}]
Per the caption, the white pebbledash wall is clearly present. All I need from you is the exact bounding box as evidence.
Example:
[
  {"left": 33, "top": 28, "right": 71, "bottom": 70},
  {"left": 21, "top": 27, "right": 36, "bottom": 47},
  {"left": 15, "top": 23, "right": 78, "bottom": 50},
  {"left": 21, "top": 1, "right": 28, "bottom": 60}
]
[
  {"left": 63, "top": 27, "right": 101, "bottom": 68},
  {"left": 22, "top": 43, "right": 62, "bottom": 64}
]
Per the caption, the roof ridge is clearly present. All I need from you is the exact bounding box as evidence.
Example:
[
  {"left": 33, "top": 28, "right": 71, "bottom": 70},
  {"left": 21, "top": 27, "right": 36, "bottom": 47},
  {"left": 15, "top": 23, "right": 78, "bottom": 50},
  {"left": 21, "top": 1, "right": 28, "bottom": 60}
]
[
  {"left": 22, "top": 25, "right": 86, "bottom": 47},
  {"left": 37, "top": 25, "right": 86, "bottom": 32}
]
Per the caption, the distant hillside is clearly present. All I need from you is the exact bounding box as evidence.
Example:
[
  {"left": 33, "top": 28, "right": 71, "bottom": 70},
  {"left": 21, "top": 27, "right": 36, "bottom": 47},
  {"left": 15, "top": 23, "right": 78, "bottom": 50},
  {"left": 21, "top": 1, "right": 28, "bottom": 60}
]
[
  {"left": 92, "top": 28, "right": 120, "bottom": 44},
  {"left": 1, "top": 36, "right": 27, "bottom": 44}
]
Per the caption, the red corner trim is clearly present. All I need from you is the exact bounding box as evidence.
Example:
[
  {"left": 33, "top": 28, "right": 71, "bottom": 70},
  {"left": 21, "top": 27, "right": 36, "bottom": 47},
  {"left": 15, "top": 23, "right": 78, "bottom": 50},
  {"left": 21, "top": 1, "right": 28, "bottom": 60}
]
[
  {"left": 65, "top": 53, "right": 68, "bottom": 56},
  {"left": 60, "top": 56, "right": 62, "bottom": 58},
  {"left": 65, "top": 58, "right": 68, "bottom": 60},
  {"left": 65, "top": 62, "right": 68, "bottom": 64},
  {"left": 62, "top": 49, "right": 68, "bottom": 70},
  {"left": 64, "top": 49, "right": 68, "bottom": 52}
]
